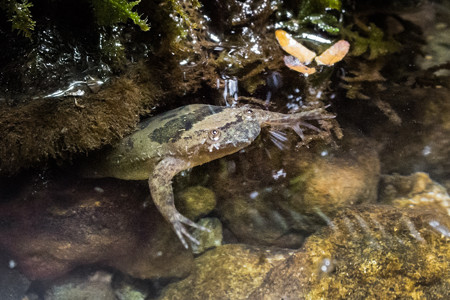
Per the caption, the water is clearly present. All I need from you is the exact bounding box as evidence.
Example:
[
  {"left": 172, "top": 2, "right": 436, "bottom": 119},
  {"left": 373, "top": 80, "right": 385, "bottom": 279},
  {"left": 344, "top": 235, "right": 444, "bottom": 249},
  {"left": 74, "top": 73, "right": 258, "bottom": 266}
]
[{"left": 0, "top": 0, "right": 449, "bottom": 299}]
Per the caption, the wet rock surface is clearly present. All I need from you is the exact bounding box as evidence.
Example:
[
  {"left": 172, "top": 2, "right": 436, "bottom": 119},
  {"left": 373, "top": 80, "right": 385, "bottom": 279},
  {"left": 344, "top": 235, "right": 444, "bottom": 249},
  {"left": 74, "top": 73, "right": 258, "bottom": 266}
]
[
  {"left": 249, "top": 205, "right": 450, "bottom": 299},
  {"left": 380, "top": 172, "right": 450, "bottom": 215},
  {"left": 0, "top": 174, "right": 193, "bottom": 281},
  {"left": 112, "top": 273, "right": 150, "bottom": 300},
  {"left": 149, "top": 204, "right": 450, "bottom": 299},
  {"left": 44, "top": 270, "right": 115, "bottom": 300},
  {"left": 159, "top": 244, "right": 292, "bottom": 300},
  {"left": 190, "top": 217, "right": 223, "bottom": 254},
  {"left": 176, "top": 185, "right": 217, "bottom": 220}
]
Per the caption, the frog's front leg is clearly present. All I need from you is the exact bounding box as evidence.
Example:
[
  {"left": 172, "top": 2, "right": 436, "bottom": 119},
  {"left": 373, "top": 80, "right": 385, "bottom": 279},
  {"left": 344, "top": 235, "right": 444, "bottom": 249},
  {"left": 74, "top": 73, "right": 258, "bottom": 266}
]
[{"left": 148, "top": 156, "right": 208, "bottom": 249}]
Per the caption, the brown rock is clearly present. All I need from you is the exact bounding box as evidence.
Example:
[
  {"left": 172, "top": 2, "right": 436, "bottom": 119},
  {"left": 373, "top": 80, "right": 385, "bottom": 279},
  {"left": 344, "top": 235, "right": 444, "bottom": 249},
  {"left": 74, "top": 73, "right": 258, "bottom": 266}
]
[
  {"left": 0, "top": 173, "right": 193, "bottom": 280},
  {"left": 288, "top": 134, "right": 380, "bottom": 216}
]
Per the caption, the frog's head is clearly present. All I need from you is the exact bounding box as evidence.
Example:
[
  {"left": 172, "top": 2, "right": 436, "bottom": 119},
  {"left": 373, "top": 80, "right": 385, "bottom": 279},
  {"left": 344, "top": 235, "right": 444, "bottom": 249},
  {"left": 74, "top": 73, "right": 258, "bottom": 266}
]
[{"left": 175, "top": 105, "right": 262, "bottom": 161}]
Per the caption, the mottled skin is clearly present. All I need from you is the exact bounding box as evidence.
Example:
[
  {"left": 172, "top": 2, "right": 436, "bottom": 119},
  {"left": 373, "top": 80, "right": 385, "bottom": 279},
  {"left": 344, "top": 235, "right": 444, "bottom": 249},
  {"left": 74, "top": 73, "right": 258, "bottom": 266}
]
[{"left": 85, "top": 104, "right": 331, "bottom": 248}]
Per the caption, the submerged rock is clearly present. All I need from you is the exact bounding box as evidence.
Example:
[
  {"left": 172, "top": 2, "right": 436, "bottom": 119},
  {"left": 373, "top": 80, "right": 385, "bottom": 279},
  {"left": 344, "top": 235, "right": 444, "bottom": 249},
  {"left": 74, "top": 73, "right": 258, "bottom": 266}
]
[
  {"left": 287, "top": 135, "right": 380, "bottom": 220},
  {"left": 0, "top": 174, "right": 193, "bottom": 280},
  {"left": 214, "top": 133, "right": 380, "bottom": 247},
  {"left": 156, "top": 205, "right": 449, "bottom": 299},
  {"left": 112, "top": 273, "right": 150, "bottom": 300},
  {"left": 380, "top": 172, "right": 450, "bottom": 215},
  {"left": 249, "top": 205, "right": 450, "bottom": 299},
  {"left": 44, "top": 270, "right": 115, "bottom": 300},
  {"left": 159, "top": 244, "right": 291, "bottom": 300},
  {"left": 176, "top": 186, "right": 217, "bottom": 220},
  {"left": 190, "top": 218, "right": 223, "bottom": 254}
]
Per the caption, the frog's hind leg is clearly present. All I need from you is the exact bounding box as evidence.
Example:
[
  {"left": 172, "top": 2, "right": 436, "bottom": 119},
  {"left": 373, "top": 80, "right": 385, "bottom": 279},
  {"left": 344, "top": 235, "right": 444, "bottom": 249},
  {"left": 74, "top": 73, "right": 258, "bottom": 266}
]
[{"left": 149, "top": 156, "right": 209, "bottom": 249}]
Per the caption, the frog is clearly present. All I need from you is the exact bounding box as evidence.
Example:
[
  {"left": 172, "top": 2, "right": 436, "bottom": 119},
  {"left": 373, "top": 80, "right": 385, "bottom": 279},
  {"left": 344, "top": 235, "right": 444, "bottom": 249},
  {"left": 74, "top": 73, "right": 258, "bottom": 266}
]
[{"left": 84, "top": 104, "right": 333, "bottom": 248}]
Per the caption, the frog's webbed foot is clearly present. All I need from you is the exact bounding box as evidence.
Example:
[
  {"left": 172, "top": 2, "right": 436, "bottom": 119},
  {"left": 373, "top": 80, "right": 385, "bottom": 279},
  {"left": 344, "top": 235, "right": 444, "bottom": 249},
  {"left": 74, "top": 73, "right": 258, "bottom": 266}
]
[
  {"left": 265, "top": 108, "right": 335, "bottom": 141},
  {"left": 149, "top": 156, "right": 210, "bottom": 249},
  {"left": 171, "top": 212, "right": 210, "bottom": 249}
]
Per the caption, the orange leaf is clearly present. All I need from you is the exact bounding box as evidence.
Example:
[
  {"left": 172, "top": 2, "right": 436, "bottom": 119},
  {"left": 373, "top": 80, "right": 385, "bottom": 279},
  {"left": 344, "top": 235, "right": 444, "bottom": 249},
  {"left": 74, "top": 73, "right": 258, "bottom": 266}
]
[
  {"left": 276, "top": 30, "right": 316, "bottom": 65},
  {"left": 315, "top": 40, "right": 350, "bottom": 66},
  {"left": 284, "top": 56, "right": 316, "bottom": 75}
]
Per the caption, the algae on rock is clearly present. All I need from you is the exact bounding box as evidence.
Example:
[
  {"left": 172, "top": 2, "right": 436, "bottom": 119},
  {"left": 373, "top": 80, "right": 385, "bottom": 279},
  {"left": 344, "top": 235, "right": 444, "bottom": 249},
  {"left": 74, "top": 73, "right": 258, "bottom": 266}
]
[
  {"left": 176, "top": 185, "right": 217, "bottom": 220},
  {"left": 250, "top": 205, "right": 450, "bottom": 299},
  {"left": 159, "top": 244, "right": 291, "bottom": 300}
]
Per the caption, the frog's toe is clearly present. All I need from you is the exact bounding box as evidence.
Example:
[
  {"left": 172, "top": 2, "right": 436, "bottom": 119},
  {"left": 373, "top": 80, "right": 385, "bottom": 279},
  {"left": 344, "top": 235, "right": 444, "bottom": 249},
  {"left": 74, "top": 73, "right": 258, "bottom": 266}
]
[
  {"left": 172, "top": 213, "right": 211, "bottom": 249},
  {"left": 173, "top": 220, "right": 199, "bottom": 249},
  {"left": 177, "top": 213, "right": 211, "bottom": 233}
]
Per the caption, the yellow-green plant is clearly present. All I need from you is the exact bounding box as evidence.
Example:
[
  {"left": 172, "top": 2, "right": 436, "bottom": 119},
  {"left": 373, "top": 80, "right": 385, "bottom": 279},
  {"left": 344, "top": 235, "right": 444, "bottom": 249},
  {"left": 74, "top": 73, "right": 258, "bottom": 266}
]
[
  {"left": 1, "top": 0, "right": 36, "bottom": 38},
  {"left": 0, "top": 0, "right": 150, "bottom": 38},
  {"left": 91, "top": 0, "right": 149, "bottom": 31}
]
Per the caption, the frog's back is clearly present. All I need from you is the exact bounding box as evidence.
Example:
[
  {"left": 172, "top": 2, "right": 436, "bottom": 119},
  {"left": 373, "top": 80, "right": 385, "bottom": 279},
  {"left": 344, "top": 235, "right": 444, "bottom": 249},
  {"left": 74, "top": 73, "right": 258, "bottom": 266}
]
[{"left": 84, "top": 105, "right": 226, "bottom": 180}]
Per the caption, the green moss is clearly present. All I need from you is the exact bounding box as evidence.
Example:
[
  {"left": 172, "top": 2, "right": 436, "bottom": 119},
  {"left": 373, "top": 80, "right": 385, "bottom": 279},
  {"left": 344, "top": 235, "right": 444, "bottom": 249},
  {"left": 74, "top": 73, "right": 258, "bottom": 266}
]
[
  {"left": 280, "top": 0, "right": 401, "bottom": 59},
  {"left": 91, "top": 0, "right": 149, "bottom": 31},
  {"left": 341, "top": 22, "right": 401, "bottom": 59},
  {"left": 251, "top": 205, "right": 450, "bottom": 298},
  {"left": 166, "top": 0, "right": 203, "bottom": 52},
  {"left": 303, "top": 14, "right": 340, "bottom": 34},
  {"left": 0, "top": 63, "right": 163, "bottom": 175},
  {"left": 144, "top": 0, "right": 203, "bottom": 58},
  {"left": 1, "top": 0, "right": 36, "bottom": 38},
  {"left": 167, "top": 0, "right": 201, "bottom": 30},
  {"left": 298, "top": 0, "right": 341, "bottom": 16},
  {"left": 297, "top": 0, "right": 342, "bottom": 35}
]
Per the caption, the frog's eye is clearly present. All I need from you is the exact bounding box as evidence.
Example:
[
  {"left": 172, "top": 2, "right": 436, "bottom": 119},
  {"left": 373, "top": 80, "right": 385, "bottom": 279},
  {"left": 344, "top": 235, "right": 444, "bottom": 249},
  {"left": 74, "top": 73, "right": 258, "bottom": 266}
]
[
  {"left": 208, "top": 129, "right": 221, "bottom": 141},
  {"left": 245, "top": 109, "right": 254, "bottom": 119}
]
